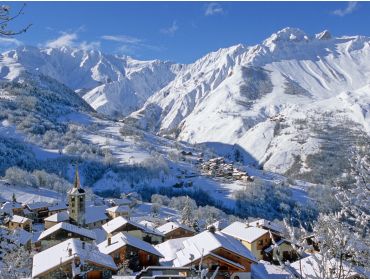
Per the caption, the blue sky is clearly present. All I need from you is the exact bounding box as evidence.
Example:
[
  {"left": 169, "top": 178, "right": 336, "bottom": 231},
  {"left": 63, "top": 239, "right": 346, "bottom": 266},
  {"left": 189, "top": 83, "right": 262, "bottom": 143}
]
[{"left": 2, "top": 1, "right": 370, "bottom": 63}]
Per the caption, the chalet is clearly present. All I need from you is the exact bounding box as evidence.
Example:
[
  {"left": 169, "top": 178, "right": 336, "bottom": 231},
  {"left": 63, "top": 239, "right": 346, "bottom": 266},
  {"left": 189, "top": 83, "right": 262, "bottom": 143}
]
[
  {"left": 37, "top": 222, "right": 96, "bottom": 250},
  {"left": 25, "top": 202, "right": 50, "bottom": 222},
  {"left": 249, "top": 219, "right": 286, "bottom": 239},
  {"left": 108, "top": 197, "right": 134, "bottom": 208},
  {"left": 11, "top": 228, "right": 33, "bottom": 250},
  {"left": 221, "top": 221, "right": 271, "bottom": 260},
  {"left": 172, "top": 229, "right": 258, "bottom": 279},
  {"left": 48, "top": 203, "right": 68, "bottom": 216},
  {"left": 102, "top": 216, "right": 164, "bottom": 244},
  {"left": 263, "top": 239, "right": 298, "bottom": 262},
  {"left": 303, "top": 234, "right": 320, "bottom": 253},
  {"left": 7, "top": 215, "right": 32, "bottom": 232},
  {"left": 85, "top": 205, "right": 110, "bottom": 229},
  {"left": 106, "top": 205, "right": 131, "bottom": 219},
  {"left": 98, "top": 232, "right": 163, "bottom": 271},
  {"left": 1, "top": 201, "right": 24, "bottom": 215},
  {"left": 32, "top": 238, "right": 117, "bottom": 279},
  {"left": 156, "top": 221, "right": 195, "bottom": 241},
  {"left": 44, "top": 211, "right": 69, "bottom": 229}
]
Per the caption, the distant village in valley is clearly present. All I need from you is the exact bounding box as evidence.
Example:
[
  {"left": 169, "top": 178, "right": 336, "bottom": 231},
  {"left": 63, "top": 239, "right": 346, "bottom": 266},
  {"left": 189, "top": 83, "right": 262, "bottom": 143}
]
[{"left": 0, "top": 166, "right": 366, "bottom": 279}]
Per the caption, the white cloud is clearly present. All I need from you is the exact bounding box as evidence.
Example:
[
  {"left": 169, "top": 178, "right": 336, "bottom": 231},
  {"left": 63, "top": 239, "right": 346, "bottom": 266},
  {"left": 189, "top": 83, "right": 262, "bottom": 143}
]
[
  {"left": 332, "top": 1, "right": 358, "bottom": 16},
  {"left": 45, "top": 31, "right": 100, "bottom": 50},
  {"left": 101, "top": 35, "right": 142, "bottom": 44},
  {"left": 0, "top": 37, "right": 23, "bottom": 47},
  {"left": 102, "top": 34, "right": 163, "bottom": 55},
  {"left": 45, "top": 32, "right": 77, "bottom": 48},
  {"left": 205, "top": 3, "right": 224, "bottom": 16},
  {"left": 160, "top": 21, "right": 179, "bottom": 36}
]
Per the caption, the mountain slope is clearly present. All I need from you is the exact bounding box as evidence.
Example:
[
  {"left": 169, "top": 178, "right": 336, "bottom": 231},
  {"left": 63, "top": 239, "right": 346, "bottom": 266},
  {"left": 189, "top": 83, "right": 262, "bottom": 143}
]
[
  {"left": 127, "top": 28, "right": 370, "bottom": 180},
  {"left": 0, "top": 46, "right": 180, "bottom": 117}
]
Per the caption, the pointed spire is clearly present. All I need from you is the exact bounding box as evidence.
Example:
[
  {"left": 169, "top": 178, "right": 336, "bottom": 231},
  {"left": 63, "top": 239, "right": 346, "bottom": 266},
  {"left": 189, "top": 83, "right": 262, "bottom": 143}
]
[{"left": 74, "top": 164, "right": 80, "bottom": 189}]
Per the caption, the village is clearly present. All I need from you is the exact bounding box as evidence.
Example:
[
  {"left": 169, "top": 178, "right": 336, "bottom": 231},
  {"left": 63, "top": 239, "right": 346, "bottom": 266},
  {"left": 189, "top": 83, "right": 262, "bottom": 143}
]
[{"left": 0, "top": 167, "right": 366, "bottom": 279}]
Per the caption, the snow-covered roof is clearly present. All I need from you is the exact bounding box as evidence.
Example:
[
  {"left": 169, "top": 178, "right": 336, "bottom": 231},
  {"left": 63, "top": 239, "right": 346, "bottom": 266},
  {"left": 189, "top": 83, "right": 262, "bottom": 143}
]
[
  {"left": 108, "top": 197, "right": 132, "bottom": 206},
  {"left": 1, "top": 201, "right": 23, "bottom": 213},
  {"left": 156, "top": 221, "right": 195, "bottom": 235},
  {"left": 44, "top": 211, "right": 69, "bottom": 223},
  {"left": 106, "top": 205, "right": 131, "bottom": 213},
  {"left": 102, "top": 216, "right": 164, "bottom": 236},
  {"left": 38, "top": 222, "right": 96, "bottom": 241},
  {"left": 264, "top": 239, "right": 291, "bottom": 253},
  {"left": 155, "top": 237, "right": 189, "bottom": 263},
  {"left": 25, "top": 201, "right": 50, "bottom": 211},
  {"left": 48, "top": 203, "right": 68, "bottom": 212},
  {"left": 85, "top": 206, "right": 109, "bottom": 224},
  {"left": 138, "top": 220, "right": 156, "bottom": 229},
  {"left": 249, "top": 219, "right": 285, "bottom": 235},
  {"left": 252, "top": 260, "right": 291, "bottom": 279},
  {"left": 98, "top": 232, "right": 163, "bottom": 257},
  {"left": 290, "top": 253, "right": 366, "bottom": 279},
  {"left": 10, "top": 214, "right": 31, "bottom": 224},
  {"left": 221, "top": 221, "right": 268, "bottom": 243},
  {"left": 173, "top": 230, "right": 257, "bottom": 268},
  {"left": 32, "top": 238, "right": 117, "bottom": 278},
  {"left": 12, "top": 228, "right": 32, "bottom": 245}
]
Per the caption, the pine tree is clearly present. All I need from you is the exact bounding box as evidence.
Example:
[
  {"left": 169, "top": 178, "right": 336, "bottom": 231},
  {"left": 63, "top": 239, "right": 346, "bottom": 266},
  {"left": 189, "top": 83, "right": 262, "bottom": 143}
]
[{"left": 181, "top": 196, "right": 194, "bottom": 227}]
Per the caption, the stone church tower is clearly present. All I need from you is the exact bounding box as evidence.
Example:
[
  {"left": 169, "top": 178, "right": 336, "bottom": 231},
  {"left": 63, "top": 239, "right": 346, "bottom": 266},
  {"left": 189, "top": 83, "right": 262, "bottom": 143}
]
[{"left": 68, "top": 166, "right": 86, "bottom": 226}]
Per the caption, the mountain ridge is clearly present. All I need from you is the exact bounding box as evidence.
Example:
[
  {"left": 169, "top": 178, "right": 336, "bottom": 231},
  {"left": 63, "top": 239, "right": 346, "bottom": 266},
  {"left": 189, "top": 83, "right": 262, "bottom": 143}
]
[{"left": 1, "top": 27, "right": 369, "bottom": 181}]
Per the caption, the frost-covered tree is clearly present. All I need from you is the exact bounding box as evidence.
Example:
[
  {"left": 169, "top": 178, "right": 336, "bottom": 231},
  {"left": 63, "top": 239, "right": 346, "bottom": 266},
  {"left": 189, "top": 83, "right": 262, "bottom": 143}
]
[
  {"left": 0, "top": 3, "right": 31, "bottom": 36},
  {"left": 181, "top": 196, "right": 194, "bottom": 227},
  {"left": 0, "top": 245, "right": 34, "bottom": 278},
  {"left": 283, "top": 146, "right": 370, "bottom": 278}
]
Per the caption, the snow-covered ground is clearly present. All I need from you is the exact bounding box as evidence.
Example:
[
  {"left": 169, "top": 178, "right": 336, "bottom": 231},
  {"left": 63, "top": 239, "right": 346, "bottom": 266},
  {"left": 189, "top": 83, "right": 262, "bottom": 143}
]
[{"left": 0, "top": 180, "right": 64, "bottom": 204}]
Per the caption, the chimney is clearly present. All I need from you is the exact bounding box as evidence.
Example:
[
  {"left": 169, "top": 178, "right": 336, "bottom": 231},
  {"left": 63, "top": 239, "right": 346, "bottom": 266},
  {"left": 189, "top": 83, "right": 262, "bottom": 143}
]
[
  {"left": 68, "top": 248, "right": 73, "bottom": 257},
  {"left": 108, "top": 237, "right": 112, "bottom": 246},
  {"left": 82, "top": 241, "right": 85, "bottom": 250},
  {"left": 208, "top": 225, "right": 216, "bottom": 234}
]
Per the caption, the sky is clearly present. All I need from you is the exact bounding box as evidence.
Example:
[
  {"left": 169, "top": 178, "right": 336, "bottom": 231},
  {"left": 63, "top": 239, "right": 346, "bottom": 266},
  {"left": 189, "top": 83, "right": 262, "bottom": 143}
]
[{"left": 2, "top": 1, "right": 370, "bottom": 63}]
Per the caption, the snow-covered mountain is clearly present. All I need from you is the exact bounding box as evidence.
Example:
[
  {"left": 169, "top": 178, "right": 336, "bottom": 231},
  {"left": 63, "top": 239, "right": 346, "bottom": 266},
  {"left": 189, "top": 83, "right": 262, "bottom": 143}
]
[
  {"left": 127, "top": 28, "right": 370, "bottom": 178},
  {"left": 0, "top": 46, "right": 181, "bottom": 117},
  {"left": 0, "top": 27, "right": 369, "bottom": 181}
]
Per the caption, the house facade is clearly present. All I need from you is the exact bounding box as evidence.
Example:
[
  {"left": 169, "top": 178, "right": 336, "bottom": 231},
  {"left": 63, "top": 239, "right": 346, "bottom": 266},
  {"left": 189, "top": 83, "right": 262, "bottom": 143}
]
[
  {"left": 156, "top": 221, "right": 195, "bottom": 241},
  {"left": 32, "top": 238, "right": 117, "bottom": 279},
  {"left": 8, "top": 215, "right": 32, "bottom": 232},
  {"left": 98, "top": 232, "right": 163, "bottom": 272},
  {"left": 221, "top": 221, "right": 272, "bottom": 260}
]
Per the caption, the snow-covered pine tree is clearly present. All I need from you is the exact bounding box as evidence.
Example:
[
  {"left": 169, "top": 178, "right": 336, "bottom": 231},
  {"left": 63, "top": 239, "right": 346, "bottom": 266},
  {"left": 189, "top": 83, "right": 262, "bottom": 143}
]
[{"left": 181, "top": 196, "right": 194, "bottom": 227}]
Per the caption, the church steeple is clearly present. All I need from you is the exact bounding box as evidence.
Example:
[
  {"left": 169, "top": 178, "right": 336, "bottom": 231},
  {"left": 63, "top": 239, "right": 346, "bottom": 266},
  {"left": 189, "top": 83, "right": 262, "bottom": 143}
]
[
  {"left": 73, "top": 164, "right": 81, "bottom": 189},
  {"left": 68, "top": 165, "right": 86, "bottom": 226}
]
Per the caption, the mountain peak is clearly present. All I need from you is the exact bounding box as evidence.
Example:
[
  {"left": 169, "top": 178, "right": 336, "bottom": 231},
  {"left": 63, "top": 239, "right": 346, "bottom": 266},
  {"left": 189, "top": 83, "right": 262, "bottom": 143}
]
[
  {"left": 263, "top": 27, "right": 309, "bottom": 48},
  {"left": 315, "top": 30, "right": 332, "bottom": 40}
]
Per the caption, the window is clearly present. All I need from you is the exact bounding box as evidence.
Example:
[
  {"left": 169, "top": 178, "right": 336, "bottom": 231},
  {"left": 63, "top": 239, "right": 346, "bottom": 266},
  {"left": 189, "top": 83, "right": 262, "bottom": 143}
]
[{"left": 258, "top": 240, "right": 263, "bottom": 246}]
